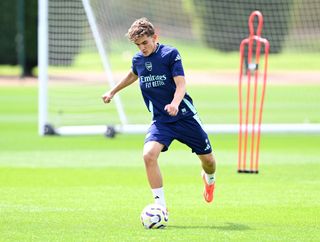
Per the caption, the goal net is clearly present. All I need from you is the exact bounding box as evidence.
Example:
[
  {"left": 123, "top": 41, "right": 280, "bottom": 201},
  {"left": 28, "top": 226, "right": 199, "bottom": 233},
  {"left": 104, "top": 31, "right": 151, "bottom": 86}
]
[{"left": 38, "top": 0, "right": 320, "bottom": 136}]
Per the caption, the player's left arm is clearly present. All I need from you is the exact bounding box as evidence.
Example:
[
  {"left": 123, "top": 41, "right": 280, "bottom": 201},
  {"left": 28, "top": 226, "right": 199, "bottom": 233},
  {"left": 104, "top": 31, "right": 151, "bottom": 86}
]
[{"left": 164, "top": 75, "right": 186, "bottom": 116}]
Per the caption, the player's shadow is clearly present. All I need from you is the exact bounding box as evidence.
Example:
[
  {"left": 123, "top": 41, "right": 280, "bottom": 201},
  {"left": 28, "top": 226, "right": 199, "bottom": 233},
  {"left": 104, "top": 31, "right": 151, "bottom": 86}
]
[{"left": 170, "top": 222, "right": 250, "bottom": 231}]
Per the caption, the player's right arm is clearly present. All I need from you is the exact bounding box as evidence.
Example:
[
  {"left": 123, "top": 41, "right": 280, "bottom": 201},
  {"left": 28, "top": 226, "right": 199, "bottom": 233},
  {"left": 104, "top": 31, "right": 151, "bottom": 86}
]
[{"left": 102, "top": 70, "right": 138, "bottom": 103}]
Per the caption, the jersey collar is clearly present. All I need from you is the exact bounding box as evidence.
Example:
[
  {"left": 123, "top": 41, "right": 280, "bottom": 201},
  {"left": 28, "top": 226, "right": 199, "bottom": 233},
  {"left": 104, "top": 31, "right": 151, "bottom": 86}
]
[{"left": 154, "top": 43, "right": 160, "bottom": 53}]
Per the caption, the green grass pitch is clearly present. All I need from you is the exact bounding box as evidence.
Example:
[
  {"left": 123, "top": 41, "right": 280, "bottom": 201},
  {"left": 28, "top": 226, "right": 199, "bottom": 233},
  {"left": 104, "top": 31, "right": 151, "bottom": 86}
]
[{"left": 0, "top": 85, "right": 319, "bottom": 241}]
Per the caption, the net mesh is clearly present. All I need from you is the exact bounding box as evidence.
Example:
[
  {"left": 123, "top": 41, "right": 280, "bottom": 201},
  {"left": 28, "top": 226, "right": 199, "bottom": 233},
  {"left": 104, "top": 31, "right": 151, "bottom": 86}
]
[
  {"left": 46, "top": 0, "right": 320, "bottom": 128},
  {"left": 194, "top": 0, "right": 320, "bottom": 53}
]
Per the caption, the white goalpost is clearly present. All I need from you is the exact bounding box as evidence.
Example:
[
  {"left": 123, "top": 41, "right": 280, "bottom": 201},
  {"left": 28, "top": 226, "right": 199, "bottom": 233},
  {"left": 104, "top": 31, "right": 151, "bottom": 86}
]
[
  {"left": 38, "top": 0, "right": 129, "bottom": 136},
  {"left": 81, "top": 0, "right": 127, "bottom": 126},
  {"left": 38, "top": 0, "right": 320, "bottom": 136},
  {"left": 38, "top": 0, "right": 48, "bottom": 136}
]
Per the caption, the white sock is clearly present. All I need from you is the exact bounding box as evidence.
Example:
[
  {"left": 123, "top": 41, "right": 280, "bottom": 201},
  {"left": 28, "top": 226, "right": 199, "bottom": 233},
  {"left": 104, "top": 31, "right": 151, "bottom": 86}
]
[
  {"left": 152, "top": 187, "right": 166, "bottom": 208},
  {"left": 204, "top": 171, "right": 216, "bottom": 185}
]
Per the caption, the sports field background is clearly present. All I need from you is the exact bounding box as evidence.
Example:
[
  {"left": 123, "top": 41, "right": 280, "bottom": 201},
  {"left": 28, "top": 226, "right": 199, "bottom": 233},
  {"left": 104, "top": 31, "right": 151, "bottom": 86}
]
[
  {"left": 1, "top": 63, "right": 320, "bottom": 241},
  {"left": 1, "top": 0, "right": 320, "bottom": 239}
]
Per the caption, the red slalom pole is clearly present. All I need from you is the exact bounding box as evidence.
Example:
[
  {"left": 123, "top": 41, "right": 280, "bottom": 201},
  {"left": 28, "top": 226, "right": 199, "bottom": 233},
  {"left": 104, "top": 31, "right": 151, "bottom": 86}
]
[
  {"left": 238, "top": 11, "right": 269, "bottom": 174},
  {"left": 249, "top": 12, "right": 263, "bottom": 172},
  {"left": 255, "top": 39, "right": 269, "bottom": 172},
  {"left": 238, "top": 38, "right": 247, "bottom": 172}
]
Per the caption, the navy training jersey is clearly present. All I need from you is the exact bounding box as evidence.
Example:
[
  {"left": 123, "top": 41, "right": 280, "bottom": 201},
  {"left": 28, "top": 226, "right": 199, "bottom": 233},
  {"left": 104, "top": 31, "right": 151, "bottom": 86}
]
[{"left": 132, "top": 44, "right": 197, "bottom": 123}]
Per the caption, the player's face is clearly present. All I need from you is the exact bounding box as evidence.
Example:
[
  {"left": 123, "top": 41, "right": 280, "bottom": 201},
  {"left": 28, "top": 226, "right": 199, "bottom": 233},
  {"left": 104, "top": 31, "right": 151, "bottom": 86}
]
[{"left": 134, "top": 34, "right": 158, "bottom": 56}]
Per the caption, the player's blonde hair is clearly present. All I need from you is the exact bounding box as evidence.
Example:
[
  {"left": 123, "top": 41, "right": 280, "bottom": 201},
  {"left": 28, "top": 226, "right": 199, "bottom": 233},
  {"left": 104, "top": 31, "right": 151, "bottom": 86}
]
[{"left": 126, "top": 18, "right": 155, "bottom": 42}]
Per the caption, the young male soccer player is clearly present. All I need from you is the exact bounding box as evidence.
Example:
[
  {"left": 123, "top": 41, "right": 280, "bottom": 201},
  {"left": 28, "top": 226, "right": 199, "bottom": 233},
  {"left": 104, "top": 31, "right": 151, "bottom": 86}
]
[{"left": 102, "top": 18, "right": 216, "bottom": 208}]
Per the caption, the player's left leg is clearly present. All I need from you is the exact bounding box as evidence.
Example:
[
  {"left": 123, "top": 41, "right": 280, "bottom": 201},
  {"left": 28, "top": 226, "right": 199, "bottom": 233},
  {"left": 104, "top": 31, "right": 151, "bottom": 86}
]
[
  {"left": 199, "top": 152, "right": 216, "bottom": 175},
  {"left": 171, "top": 115, "right": 217, "bottom": 202},
  {"left": 198, "top": 153, "right": 216, "bottom": 203}
]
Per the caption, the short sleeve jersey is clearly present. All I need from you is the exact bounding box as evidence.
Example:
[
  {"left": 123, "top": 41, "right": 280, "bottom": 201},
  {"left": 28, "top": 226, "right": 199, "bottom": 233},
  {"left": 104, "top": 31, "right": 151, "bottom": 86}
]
[{"left": 132, "top": 44, "right": 197, "bottom": 123}]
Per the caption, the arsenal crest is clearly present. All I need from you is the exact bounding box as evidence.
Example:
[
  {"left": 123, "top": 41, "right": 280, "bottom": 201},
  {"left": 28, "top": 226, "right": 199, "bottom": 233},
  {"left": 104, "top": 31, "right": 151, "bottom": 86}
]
[{"left": 145, "top": 62, "right": 152, "bottom": 71}]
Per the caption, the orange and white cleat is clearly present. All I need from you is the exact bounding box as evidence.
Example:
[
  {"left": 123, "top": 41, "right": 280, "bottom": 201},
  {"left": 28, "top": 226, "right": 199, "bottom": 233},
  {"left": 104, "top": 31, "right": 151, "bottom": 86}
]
[{"left": 202, "top": 171, "right": 215, "bottom": 203}]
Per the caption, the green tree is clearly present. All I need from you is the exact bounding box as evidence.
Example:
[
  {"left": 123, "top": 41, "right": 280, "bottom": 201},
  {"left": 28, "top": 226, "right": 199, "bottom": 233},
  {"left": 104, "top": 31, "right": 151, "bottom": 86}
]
[
  {"left": 193, "top": 0, "right": 293, "bottom": 53},
  {"left": 0, "top": 0, "right": 37, "bottom": 76}
]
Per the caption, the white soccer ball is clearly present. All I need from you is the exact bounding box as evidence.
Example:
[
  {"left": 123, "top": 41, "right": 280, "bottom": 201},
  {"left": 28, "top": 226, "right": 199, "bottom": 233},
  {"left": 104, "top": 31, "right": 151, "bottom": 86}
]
[{"left": 140, "top": 204, "right": 168, "bottom": 229}]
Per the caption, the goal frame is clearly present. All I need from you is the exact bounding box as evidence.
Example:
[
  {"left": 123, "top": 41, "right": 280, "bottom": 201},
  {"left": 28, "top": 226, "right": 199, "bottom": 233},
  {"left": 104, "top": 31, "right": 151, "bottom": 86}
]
[
  {"left": 38, "top": 0, "right": 129, "bottom": 136},
  {"left": 38, "top": 0, "right": 320, "bottom": 136}
]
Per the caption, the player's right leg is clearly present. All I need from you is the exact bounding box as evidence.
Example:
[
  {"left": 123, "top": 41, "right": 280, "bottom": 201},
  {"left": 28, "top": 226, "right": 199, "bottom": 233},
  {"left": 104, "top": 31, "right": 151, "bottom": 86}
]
[
  {"left": 143, "top": 121, "right": 174, "bottom": 208},
  {"left": 143, "top": 141, "right": 167, "bottom": 208},
  {"left": 143, "top": 141, "right": 164, "bottom": 189}
]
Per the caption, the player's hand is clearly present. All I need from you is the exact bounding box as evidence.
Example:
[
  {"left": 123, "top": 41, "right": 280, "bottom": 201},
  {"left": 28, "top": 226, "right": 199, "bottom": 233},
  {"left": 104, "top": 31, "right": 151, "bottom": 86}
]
[
  {"left": 164, "top": 104, "right": 179, "bottom": 116},
  {"left": 102, "top": 91, "right": 114, "bottom": 104}
]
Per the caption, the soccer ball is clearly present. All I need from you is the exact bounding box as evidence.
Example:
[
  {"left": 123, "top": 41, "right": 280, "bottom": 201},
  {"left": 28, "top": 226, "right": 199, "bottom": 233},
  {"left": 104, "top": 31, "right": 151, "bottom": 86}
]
[{"left": 140, "top": 204, "right": 168, "bottom": 229}]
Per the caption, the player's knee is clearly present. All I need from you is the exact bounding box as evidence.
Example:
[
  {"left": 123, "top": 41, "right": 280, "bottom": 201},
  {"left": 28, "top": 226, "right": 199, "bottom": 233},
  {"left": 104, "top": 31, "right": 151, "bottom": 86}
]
[
  {"left": 204, "top": 160, "right": 215, "bottom": 172},
  {"left": 143, "top": 151, "right": 157, "bottom": 166},
  {"left": 200, "top": 154, "right": 216, "bottom": 168}
]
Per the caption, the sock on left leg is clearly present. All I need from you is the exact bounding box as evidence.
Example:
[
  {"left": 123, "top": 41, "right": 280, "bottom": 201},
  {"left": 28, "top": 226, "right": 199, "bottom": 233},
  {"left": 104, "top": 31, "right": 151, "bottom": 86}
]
[{"left": 203, "top": 171, "right": 215, "bottom": 185}]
